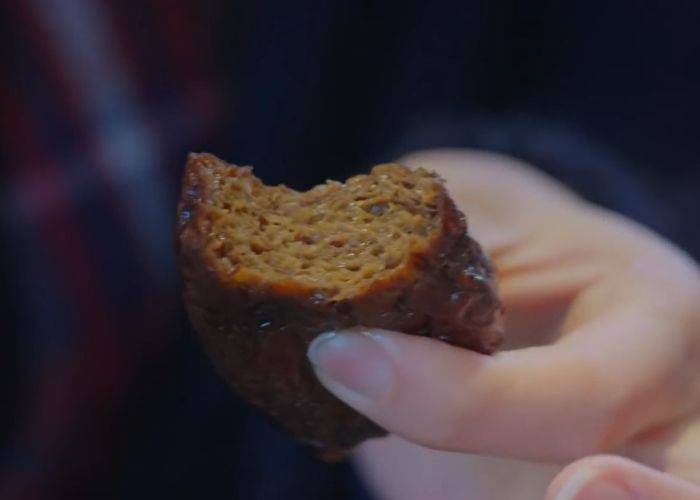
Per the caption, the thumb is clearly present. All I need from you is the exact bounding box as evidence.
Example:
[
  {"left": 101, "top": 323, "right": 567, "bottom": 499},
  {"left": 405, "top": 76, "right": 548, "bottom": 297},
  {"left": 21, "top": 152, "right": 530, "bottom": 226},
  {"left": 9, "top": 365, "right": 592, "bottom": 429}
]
[
  {"left": 308, "top": 318, "right": 680, "bottom": 461},
  {"left": 306, "top": 326, "right": 625, "bottom": 460},
  {"left": 545, "top": 455, "right": 700, "bottom": 500}
]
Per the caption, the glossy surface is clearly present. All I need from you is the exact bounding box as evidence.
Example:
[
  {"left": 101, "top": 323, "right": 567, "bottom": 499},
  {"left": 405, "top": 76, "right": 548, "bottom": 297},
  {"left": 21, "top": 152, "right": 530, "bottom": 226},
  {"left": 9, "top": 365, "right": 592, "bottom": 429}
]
[{"left": 177, "top": 153, "right": 503, "bottom": 457}]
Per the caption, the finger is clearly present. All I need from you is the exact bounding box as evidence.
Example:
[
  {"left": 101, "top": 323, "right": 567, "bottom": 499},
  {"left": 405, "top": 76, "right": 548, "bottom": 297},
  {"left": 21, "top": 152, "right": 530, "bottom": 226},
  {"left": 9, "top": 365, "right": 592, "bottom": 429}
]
[
  {"left": 307, "top": 307, "right": 695, "bottom": 461},
  {"left": 545, "top": 455, "right": 700, "bottom": 500},
  {"left": 499, "top": 258, "right": 604, "bottom": 308},
  {"left": 622, "top": 414, "right": 700, "bottom": 485},
  {"left": 354, "top": 435, "right": 559, "bottom": 500},
  {"left": 398, "top": 149, "right": 585, "bottom": 257},
  {"left": 399, "top": 149, "right": 583, "bottom": 211}
]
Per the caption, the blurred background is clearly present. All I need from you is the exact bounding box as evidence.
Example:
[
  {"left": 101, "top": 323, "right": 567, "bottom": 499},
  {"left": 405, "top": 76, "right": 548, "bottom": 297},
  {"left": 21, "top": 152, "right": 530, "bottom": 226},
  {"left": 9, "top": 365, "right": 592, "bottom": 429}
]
[{"left": 2, "top": 1, "right": 699, "bottom": 499}]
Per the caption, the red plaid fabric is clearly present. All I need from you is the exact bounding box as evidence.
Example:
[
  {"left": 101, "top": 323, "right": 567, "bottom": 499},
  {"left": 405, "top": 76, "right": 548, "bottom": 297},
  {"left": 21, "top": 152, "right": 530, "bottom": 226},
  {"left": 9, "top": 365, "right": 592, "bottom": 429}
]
[{"left": 1, "top": 1, "right": 223, "bottom": 497}]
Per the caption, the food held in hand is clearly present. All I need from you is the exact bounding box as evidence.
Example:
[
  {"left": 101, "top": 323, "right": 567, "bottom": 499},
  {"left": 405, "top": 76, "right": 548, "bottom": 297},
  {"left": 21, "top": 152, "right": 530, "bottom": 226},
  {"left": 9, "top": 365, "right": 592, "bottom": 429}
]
[{"left": 176, "top": 153, "right": 502, "bottom": 458}]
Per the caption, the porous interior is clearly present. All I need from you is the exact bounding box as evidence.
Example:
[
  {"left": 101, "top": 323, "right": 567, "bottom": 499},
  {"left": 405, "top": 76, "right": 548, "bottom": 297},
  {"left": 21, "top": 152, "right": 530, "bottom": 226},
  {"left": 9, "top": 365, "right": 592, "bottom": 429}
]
[{"left": 199, "top": 161, "right": 443, "bottom": 299}]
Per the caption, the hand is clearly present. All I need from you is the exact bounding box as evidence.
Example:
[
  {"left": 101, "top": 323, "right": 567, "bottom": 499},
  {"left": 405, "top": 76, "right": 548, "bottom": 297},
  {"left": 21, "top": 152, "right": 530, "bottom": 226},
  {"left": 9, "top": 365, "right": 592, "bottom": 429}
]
[{"left": 306, "top": 149, "right": 700, "bottom": 499}]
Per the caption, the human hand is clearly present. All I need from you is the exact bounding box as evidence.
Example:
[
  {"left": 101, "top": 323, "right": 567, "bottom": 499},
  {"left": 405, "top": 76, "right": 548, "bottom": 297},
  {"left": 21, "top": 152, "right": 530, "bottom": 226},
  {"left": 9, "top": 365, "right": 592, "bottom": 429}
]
[{"left": 306, "top": 149, "right": 700, "bottom": 498}]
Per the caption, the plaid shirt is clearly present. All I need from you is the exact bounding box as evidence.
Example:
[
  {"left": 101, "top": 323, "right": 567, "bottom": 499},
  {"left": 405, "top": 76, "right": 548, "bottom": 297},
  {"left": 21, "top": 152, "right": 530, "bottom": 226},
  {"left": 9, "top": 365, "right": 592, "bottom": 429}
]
[{"left": 2, "top": 1, "right": 224, "bottom": 497}]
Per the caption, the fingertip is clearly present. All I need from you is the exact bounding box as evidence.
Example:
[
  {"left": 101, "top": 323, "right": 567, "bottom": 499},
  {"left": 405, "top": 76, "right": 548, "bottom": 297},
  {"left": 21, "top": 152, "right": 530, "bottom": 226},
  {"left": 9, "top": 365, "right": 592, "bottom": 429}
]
[
  {"left": 546, "top": 455, "right": 700, "bottom": 500},
  {"left": 545, "top": 456, "right": 629, "bottom": 500},
  {"left": 307, "top": 327, "right": 492, "bottom": 446},
  {"left": 307, "top": 328, "right": 396, "bottom": 408}
]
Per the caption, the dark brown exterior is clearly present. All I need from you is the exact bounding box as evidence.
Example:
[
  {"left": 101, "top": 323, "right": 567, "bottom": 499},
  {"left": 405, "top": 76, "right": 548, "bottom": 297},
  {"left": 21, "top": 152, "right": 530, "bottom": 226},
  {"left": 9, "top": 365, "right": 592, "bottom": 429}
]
[{"left": 177, "top": 153, "right": 503, "bottom": 458}]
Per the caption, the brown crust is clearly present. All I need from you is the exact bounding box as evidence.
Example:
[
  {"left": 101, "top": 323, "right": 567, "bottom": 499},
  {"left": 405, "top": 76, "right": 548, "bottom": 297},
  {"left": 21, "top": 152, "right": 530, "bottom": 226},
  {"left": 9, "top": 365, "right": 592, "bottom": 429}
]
[{"left": 177, "top": 153, "right": 503, "bottom": 457}]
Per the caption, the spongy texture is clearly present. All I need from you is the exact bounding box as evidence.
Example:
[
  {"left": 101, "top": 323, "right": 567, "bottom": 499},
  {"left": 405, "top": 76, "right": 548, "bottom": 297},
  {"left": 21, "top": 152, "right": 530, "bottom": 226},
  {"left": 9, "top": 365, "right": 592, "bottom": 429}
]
[
  {"left": 177, "top": 153, "right": 503, "bottom": 458},
  {"left": 183, "top": 161, "right": 443, "bottom": 298}
]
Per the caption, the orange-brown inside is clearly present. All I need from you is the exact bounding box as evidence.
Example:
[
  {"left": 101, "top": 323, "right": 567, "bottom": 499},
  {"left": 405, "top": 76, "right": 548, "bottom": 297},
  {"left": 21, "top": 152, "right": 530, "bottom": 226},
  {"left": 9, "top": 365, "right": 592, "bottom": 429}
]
[{"left": 198, "top": 162, "right": 443, "bottom": 299}]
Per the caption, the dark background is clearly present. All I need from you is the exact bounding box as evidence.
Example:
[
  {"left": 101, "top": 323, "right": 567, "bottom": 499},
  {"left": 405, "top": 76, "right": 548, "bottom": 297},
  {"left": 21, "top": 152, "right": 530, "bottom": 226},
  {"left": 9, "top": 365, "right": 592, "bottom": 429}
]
[
  {"left": 215, "top": 0, "right": 699, "bottom": 251},
  {"left": 2, "top": 1, "right": 699, "bottom": 499}
]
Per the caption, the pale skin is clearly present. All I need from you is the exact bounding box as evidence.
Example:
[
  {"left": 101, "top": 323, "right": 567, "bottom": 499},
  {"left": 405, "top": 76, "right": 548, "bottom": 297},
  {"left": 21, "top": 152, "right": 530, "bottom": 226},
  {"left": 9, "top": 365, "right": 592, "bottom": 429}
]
[{"left": 307, "top": 149, "right": 700, "bottom": 499}]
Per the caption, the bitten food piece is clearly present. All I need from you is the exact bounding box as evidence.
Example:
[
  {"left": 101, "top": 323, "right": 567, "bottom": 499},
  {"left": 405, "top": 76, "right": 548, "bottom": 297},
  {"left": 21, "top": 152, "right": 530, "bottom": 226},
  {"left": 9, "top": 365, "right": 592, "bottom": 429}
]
[{"left": 177, "top": 153, "right": 503, "bottom": 458}]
